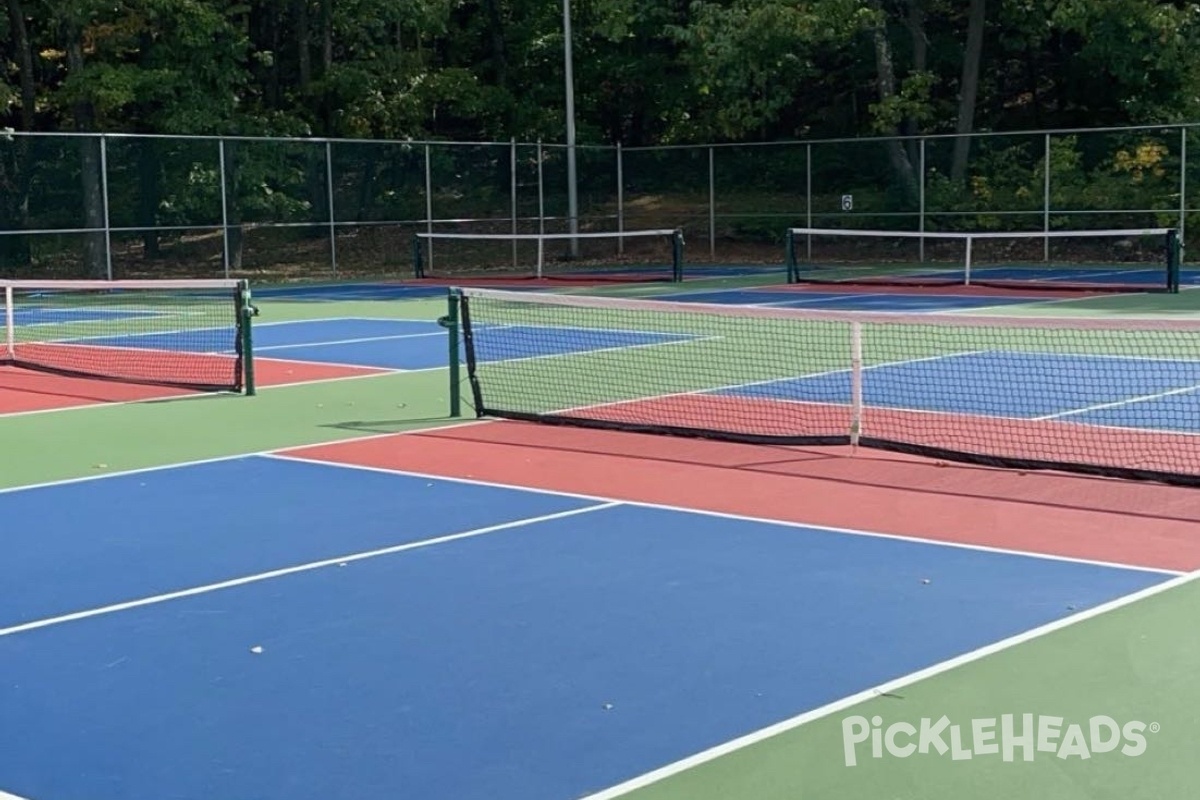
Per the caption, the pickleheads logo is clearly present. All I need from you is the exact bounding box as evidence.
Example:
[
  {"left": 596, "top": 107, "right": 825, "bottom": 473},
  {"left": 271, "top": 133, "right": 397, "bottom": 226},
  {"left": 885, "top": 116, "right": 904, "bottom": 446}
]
[{"left": 841, "top": 714, "right": 1158, "bottom": 767}]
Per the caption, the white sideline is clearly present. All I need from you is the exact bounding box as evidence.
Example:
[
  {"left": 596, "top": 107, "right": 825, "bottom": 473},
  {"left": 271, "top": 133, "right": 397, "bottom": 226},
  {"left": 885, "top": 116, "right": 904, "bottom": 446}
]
[
  {"left": 266, "top": 453, "right": 1182, "bottom": 577},
  {"left": 577, "top": 567, "right": 1200, "bottom": 800},
  {"left": 0, "top": 501, "right": 619, "bottom": 639}
]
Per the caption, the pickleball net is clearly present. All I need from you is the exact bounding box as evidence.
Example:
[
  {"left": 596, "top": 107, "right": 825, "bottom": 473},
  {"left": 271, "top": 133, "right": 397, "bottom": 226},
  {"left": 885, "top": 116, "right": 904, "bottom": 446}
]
[
  {"left": 454, "top": 287, "right": 1200, "bottom": 487},
  {"left": 413, "top": 229, "right": 684, "bottom": 282},
  {"left": 3, "top": 279, "right": 255, "bottom": 393},
  {"left": 786, "top": 227, "right": 1183, "bottom": 292}
]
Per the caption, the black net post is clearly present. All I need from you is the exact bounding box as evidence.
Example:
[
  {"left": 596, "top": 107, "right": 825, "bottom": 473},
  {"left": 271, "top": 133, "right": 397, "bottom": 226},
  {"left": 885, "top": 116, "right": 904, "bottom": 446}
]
[
  {"left": 785, "top": 231, "right": 797, "bottom": 283},
  {"left": 457, "top": 289, "right": 486, "bottom": 416},
  {"left": 1168, "top": 229, "right": 1181, "bottom": 293},
  {"left": 439, "top": 288, "right": 461, "bottom": 417},
  {"left": 412, "top": 235, "right": 425, "bottom": 279},
  {"left": 671, "top": 229, "right": 685, "bottom": 282},
  {"left": 238, "top": 280, "right": 257, "bottom": 396}
]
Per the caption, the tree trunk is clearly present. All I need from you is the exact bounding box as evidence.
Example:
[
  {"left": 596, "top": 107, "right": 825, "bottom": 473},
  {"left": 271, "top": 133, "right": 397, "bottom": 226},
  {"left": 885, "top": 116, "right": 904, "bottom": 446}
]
[
  {"left": 902, "top": 0, "right": 927, "bottom": 165},
  {"left": 296, "top": 0, "right": 311, "bottom": 89},
  {"left": 1024, "top": 48, "right": 1043, "bottom": 129},
  {"left": 65, "top": 23, "right": 108, "bottom": 279},
  {"left": 865, "top": 0, "right": 919, "bottom": 203},
  {"left": 320, "top": 0, "right": 333, "bottom": 131},
  {"left": 136, "top": 27, "right": 161, "bottom": 261},
  {"left": 950, "top": 0, "right": 986, "bottom": 184},
  {"left": 138, "top": 140, "right": 162, "bottom": 259},
  {"left": 224, "top": 139, "right": 244, "bottom": 271},
  {"left": 6, "top": 0, "right": 35, "bottom": 130},
  {"left": 483, "top": 0, "right": 508, "bottom": 87},
  {"left": 1, "top": 0, "right": 36, "bottom": 272}
]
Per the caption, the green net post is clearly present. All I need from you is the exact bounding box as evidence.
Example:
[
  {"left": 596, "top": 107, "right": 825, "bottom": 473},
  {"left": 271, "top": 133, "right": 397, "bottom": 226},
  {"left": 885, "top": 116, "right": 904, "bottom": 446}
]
[
  {"left": 440, "top": 288, "right": 461, "bottom": 417},
  {"left": 785, "top": 230, "right": 797, "bottom": 283},
  {"left": 413, "top": 235, "right": 425, "bottom": 279},
  {"left": 238, "top": 281, "right": 257, "bottom": 396},
  {"left": 1168, "top": 228, "right": 1181, "bottom": 294}
]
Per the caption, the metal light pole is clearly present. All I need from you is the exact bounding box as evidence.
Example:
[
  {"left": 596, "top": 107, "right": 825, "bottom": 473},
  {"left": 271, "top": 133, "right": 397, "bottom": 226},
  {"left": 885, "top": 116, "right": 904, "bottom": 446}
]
[{"left": 563, "top": 0, "right": 579, "bottom": 256}]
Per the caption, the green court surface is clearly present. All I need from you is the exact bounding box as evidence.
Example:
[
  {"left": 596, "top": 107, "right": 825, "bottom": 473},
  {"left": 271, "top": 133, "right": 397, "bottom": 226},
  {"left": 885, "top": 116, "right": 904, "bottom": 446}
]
[{"left": 3, "top": 283, "right": 1200, "bottom": 800}]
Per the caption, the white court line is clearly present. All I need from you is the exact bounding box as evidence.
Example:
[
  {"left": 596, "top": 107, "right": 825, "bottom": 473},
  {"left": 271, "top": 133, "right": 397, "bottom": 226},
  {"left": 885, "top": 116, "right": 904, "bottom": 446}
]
[
  {"left": 0, "top": 501, "right": 619, "bottom": 639},
  {"left": 264, "top": 452, "right": 1182, "bottom": 577},
  {"left": 756, "top": 294, "right": 867, "bottom": 307},
  {"left": 248, "top": 352, "right": 410, "bottom": 372},
  {"left": 0, "top": 415, "right": 1188, "bottom": 799},
  {"left": 21, "top": 316, "right": 440, "bottom": 348},
  {"left": 268, "top": 316, "right": 446, "bottom": 325},
  {"left": 471, "top": 334, "right": 724, "bottom": 370},
  {"left": 0, "top": 362, "right": 413, "bottom": 421},
  {"left": 483, "top": 319, "right": 705, "bottom": 340},
  {"left": 17, "top": 309, "right": 172, "bottom": 328},
  {"left": 254, "top": 327, "right": 521, "bottom": 352},
  {"left": 532, "top": 350, "right": 988, "bottom": 421},
  {"left": 1008, "top": 348, "right": 1200, "bottom": 366},
  {"left": 0, "top": 790, "right": 31, "bottom": 800},
  {"left": 18, "top": 316, "right": 325, "bottom": 345},
  {"left": 576, "top": 566, "right": 1200, "bottom": 800},
  {"left": 498, "top": 343, "right": 1200, "bottom": 438},
  {"left": 1033, "top": 382, "right": 1200, "bottom": 422},
  {"left": 662, "top": 290, "right": 1061, "bottom": 318},
  {"left": 13, "top": 340, "right": 408, "bottom": 378},
  {"left": 0, "top": 418, "right": 497, "bottom": 495}
]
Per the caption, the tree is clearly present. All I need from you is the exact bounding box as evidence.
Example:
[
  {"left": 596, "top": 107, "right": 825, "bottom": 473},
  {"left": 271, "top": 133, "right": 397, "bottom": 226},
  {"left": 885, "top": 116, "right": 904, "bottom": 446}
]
[{"left": 950, "top": 0, "right": 985, "bottom": 184}]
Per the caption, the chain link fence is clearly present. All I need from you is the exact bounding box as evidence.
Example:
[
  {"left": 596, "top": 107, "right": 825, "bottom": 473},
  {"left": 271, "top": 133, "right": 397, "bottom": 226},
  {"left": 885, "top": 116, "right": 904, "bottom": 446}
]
[{"left": 1, "top": 124, "right": 1197, "bottom": 280}]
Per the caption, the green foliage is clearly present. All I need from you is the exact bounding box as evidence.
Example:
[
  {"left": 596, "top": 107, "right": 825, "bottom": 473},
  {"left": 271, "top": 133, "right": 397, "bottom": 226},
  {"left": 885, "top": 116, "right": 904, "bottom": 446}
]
[
  {"left": 4, "top": 0, "right": 1200, "bottom": 145},
  {"left": 2, "top": 0, "right": 1200, "bottom": 249},
  {"left": 669, "top": 0, "right": 868, "bottom": 141},
  {"left": 868, "top": 71, "right": 938, "bottom": 134}
]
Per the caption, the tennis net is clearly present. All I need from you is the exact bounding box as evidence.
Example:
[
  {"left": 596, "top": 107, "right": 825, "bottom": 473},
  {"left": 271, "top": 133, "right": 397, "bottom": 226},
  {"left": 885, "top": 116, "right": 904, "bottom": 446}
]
[
  {"left": 454, "top": 287, "right": 1200, "bottom": 487},
  {"left": 413, "top": 229, "right": 684, "bottom": 282},
  {"left": 786, "top": 227, "right": 1182, "bottom": 292},
  {"left": 3, "top": 279, "right": 255, "bottom": 393}
]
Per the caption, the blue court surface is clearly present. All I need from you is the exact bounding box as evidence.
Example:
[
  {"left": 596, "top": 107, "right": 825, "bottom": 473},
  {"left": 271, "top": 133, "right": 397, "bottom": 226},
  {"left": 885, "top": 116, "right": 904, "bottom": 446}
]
[
  {"left": 684, "top": 263, "right": 1200, "bottom": 286},
  {"left": 652, "top": 288, "right": 1042, "bottom": 311},
  {"left": 12, "top": 306, "right": 162, "bottom": 325},
  {"left": 60, "top": 317, "right": 694, "bottom": 372},
  {"left": 922, "top": 265, "right": 1200, "bottom": 286},
  {"left": 0, "top": 454, "right": 1175, "bottom": 800},
  {"left": 719, "top": 350, "right": 1200, "bottom": 432},
  {"left": 251, "top": 283, "right": 465, "bottom": 301}
]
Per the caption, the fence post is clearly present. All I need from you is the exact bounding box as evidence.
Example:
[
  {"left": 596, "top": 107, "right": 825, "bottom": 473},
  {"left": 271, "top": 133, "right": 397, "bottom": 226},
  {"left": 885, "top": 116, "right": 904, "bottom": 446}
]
[
  {"left": 919, "top": 137, "right": 926, "bottom": 262},
  {"left": 1181, "top": 126, "right": 1188, "bottom": 262},
  {"left": 708, "top": 146, "right": 716, "bottom": 259},
  {"left": 510, "top": 137, "right": 518, "bottom": 267},
  {"left": 219, "top": 139, "right": 231, "bottom": 279},
  {"left": 805, "top": 143, "right": 812, "bottom": 260},
  {"left": 537, "top": 140, "right": 545, "bottom": 239},
  {"left": 616, "top": 142, "right": 624, "bottom": 254},
  {"left": 100, "top": 134, "right": 113, "bottom": 280},
  {"left": 424, "top": 143, "right": 434, "bottom": 274},
  {"left": 1043, "top": 133, "right": 1052, "bottom": 261},
  {"left": 325, "top": 140, "right": 337, "bottom": 276}
]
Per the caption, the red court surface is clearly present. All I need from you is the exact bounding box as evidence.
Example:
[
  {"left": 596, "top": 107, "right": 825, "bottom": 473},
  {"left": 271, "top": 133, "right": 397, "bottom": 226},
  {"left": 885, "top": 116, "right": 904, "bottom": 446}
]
[
  {"left": 773, "top": 282, "right": 1107, "bottom": 298},
  {"left": 284, "top": 420, "right": 1200, "bottom": 573},
  {"left": 572, "top": 394, "right": 1199, "bottom": 478},
  {"left": 399, "top": 270, "right": 675, "bottom": 288},
  {"left": 0, "top": 359, "right": 388, "bottom": 415}
]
